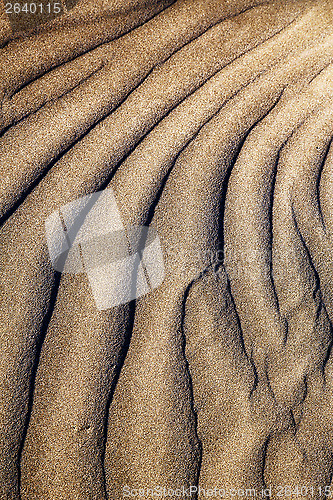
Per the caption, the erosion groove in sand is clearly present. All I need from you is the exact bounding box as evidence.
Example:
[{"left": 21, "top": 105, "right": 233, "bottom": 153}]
[{"left": 1, "top": 0, "right": 333, "bottom": 499}]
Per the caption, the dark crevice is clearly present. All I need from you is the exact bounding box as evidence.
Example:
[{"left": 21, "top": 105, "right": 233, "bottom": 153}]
[
  {"left": 0, "top": 123, "right": 104, "bottom": 227},
  {"left": 328, "top": 461, "right": 333, "bottom": 489},
  {"left": 126, "top": 225, "right": 153, "bottom": 307},
  {"left": 17, "top": 270, "right": 62, "bottom": 488},
  {"left": 313, "top": 287, "right": 333, "bottom": 383},
  {"left": 226, "top": 271, "right": 260, "bottom": 400},
  {"left": 248, "top": 348, "right": 260, "bottom": 399},
  {"left": 292, "top": 202, "right": 323, "bottom": 304},
  {"left": 179, "top": 277, "right": 204, "bottom": 498},
  {"left": 213, "top": 264, "right": 260, "bottom": 397},
  {"left": 0, "top": 41, "right": 254, "bottom": 223},
  {"left": 300, "top": 374, "right": 308, "bottom": 407},
  {"left": 260, "top": 435, "right": 270, "bottom": 494},
  {"left": 4, "top": 42, "right": 107, "bottom": 103},
  {"left": 316, "top": 136, "right": 333, "bottom": 233},
  {"left": 321, "top": 319, "right": 333, "bottom": 384},
  {"left": 2, "top": 1, "right": 299, "bottom": 140},
  {"left": 0, "top": 58, "right": 162, "bottom": 227},
  {"left": 100, "top": 300, "right": 136, "bottom": 497},
  {"left": 0, "top": 37, "right": 12, "bottom": 50},
  {"left": 307, "top": 60, "right": 333, "bottom": 85},
  {"left": 0, "top": 6, "right": 302, "bottom": 228},
  {"left": 294, "top": 403, "right": 304, "bottom": 433},
  {"left": 219, "top": 85, "right": 288, "bottom": 249},
  {"left": 290, "top": 406, "right": 298, "bottom": 430},
  {"left": 2, "top": 0, "right": 178, "bottom": 101},
  {"left": 219, "top": 88, "right": 287, "bottom": 375},
  {"left": 135, "top": 60, "right": 297, "bottom": 229},
  {"left": 4, "top": 58, "right": 106, "bottom": 131},
  {"left": 268, "top": 148, "right": 283, "bottom": 317},
  {"left": 268, "top": 114, "right": 310, "bottom": 323},
  {"left": 291, "top": 204, "right": 333, "bottom": 381}
]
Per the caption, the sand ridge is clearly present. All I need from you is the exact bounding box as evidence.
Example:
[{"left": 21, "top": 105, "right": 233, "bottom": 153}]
[{"left": 1, "top": 0, "right": 333, "bottom": 498}]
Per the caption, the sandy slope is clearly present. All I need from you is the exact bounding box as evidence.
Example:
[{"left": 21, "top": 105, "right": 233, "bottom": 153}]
[{"left": 1, "top": 0, "right": 333, "bottom": 498}]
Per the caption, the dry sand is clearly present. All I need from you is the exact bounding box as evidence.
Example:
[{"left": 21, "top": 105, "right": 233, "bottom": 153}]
[{"left": 1, "top": 0, "right": 333, "bottom": 498}]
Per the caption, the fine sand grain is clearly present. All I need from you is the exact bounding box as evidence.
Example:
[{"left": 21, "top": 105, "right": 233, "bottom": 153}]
[{"left": 1, "top": 1, "right": 333, "bottom": 499}]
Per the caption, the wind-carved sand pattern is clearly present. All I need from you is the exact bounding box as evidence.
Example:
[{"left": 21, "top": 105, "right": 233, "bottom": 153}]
[{"left": 1, "top": 0, "right": 333, "bottom": 499}]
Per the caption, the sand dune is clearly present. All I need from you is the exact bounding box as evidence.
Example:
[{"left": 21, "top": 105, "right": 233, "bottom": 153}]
[{"left": 1, "top": 0, "right": 333, "bottom": 498}]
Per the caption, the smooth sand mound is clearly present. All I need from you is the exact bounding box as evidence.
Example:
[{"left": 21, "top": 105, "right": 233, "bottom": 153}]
[{"left": 1, "top": 0, "right": 333, "bottom": 498}]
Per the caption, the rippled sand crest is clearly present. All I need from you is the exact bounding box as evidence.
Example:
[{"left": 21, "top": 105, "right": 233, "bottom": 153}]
[{"left": 1, "top": 1, "right": 333, "bottom": 498}]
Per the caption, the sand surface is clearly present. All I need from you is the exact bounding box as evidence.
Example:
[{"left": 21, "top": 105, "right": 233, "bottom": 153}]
[{"left": 1, "top": 0, "right": 333, "bottom": 498}]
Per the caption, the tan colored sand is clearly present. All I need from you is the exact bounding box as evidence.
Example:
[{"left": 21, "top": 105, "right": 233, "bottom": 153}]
[{"left": 1, "top": 0, "right": 333, "bottom": 499}]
